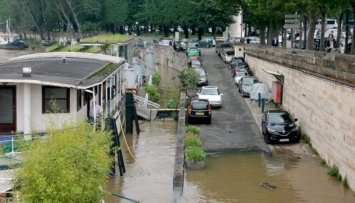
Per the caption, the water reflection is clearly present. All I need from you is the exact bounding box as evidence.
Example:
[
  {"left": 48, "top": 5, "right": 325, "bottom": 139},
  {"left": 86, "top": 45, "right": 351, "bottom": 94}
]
[{"left": 180, "top": 151, "right": 355, "bottom": 203}]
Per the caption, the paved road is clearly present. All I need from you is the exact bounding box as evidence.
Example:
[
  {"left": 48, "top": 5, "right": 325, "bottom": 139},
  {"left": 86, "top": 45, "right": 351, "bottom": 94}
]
[{"left": 197, "top": 48, "right": 270, "bottom": 153}]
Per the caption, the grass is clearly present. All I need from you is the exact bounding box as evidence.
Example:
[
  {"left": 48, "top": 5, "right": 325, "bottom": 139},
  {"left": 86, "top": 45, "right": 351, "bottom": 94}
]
[
  {"left": 85, "top": 46, "right": 102, "bottom": 53},
  {"left": 80, "top": 34, "right": 132, "bottom": 44},
  {"left": 343, "top": 176, "right": 349, "bottom": 188},
  {"left": 46, "top": 43, "right": 61, "bottom": 52},
  {"left": 59, "top": 45, "right": 84, "bottom": 52},
  {"left": 184, "top": 136, "right": 202, "bottom": 148},
  {"left": 159, "top": 88, "right": 180, "bottom": 108}
]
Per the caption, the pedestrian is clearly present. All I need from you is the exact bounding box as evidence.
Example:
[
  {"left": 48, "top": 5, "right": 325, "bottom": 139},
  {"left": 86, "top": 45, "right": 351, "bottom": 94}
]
[
  {"left": 325, "top": 33, "right": 337, "bottom": 52},
  {"left": 272, "top": 35, "right": 279, "bottom": 47},
  {"left": 89, "top": 102, "right": 103, "bottom": 120}
]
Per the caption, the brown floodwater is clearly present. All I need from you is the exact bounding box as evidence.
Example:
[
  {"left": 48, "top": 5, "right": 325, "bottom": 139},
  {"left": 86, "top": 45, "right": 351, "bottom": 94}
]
[{"left": 104, "top": 120, "right": 355, "bottom": 203}]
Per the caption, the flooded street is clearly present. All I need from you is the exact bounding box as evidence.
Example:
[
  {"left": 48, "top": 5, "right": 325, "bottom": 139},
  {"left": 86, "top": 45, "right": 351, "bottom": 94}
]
[
  {"left": 0, "top": 48, "right": 45, "bottom": 62},
  {"left": 180, "top": 151, "right": 355, "bottom": 203},
  {"left": 104, "top": 120, "right": 355, "bottom": 203}
]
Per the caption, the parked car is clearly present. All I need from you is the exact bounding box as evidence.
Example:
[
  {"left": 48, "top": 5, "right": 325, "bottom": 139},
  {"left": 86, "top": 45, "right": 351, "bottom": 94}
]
[
  {"left": 216, "top": 43, "right": 232, "bottom": 57},
  {"left": 188, "top": 59, "right": 202, "bottom": 68},
  {"left": 41, "top": 40, "right": 52, "bottom": 46},
  {"left": 197, "top": 86, "right": 223, "bottom": 108},
  {"left": 186, "top": 99, "right": 212, "bottom": 124},
  {"left": 223, "top": 49, "right": 235, "bottom": 63},
  {"left": 193, "top": 67, "right": 208, "bottom": 86},
  {"left": 231, "top": 63, "right": 249, "bottom": 77},
  {"left": 159, "top": 39, "right": 172, "bottom": 46},
  {"left": 261, "top": 110, "right": 301, "bottom": 144},
  {"left": 187, "top": 42, "right": 201, "bottom": 56},
  {"left": 187, "top": 48, "right": 200, "bottom": 57},
  {"left": 238, "top": 76, "right": 259, "bottom": 97},
  {"left": 234, "top": 71, "right": 248, "bottom": 85}
]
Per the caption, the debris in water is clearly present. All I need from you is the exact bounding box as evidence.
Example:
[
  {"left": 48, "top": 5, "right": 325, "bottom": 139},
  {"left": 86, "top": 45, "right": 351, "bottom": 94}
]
[{"left": 259, "top": 182, "right": 276, "bottom": 189}]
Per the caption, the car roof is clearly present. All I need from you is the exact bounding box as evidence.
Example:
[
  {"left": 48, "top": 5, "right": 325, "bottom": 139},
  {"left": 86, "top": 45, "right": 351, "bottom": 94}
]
[
  {"left": 242, "top": 76, "right": 258, "bottom": 79},
  {"left": 201, "top": 86, "right": 218, "bottom": 89},
  {"left": 191, "top": 98, "right": 209, "bottom": 103}
]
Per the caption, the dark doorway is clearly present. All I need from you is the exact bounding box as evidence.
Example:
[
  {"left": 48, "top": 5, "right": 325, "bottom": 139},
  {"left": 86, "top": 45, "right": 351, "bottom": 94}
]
[{"left": 0, "top": 86, "right": 16, "bottom": 133}]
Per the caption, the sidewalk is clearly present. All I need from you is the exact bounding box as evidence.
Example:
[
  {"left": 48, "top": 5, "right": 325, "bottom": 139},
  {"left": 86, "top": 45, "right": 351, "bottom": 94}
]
[{"left": 244, "top": 98, "right": 313, "bottom": 156}]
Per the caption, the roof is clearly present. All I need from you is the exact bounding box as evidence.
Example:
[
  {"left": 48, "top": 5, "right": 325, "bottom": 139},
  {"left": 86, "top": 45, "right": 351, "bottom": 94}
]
[{"left": 0, "top": 52, "right": 126, "bottom": 88}]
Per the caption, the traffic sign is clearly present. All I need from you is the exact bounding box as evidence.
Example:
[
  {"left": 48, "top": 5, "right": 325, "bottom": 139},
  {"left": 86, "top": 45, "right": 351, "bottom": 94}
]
[
  {"left": 284, "top": 24, "right": 300, "bottom": 29},
  {"left": 285, "top": 19, "right": 300, "bottom": 23},
  {"left": 285, "top": 14, "right": 300, "bottom": 18}
]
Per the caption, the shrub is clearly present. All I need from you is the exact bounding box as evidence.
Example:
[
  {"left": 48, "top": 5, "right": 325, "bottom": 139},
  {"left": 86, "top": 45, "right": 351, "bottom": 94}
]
[
  {"left": 302, "top": 133, "right": 311, "bottom": 144},
  {"left": 184, "top": 136, "right": 202, "bottom": 148},
  {"left": 321, "top": 159, "right": 327, "bottom": 166},
  {"left": 343, "top": 176, "right": 349, "bottom": 188},
  {"left": 185, "top": 146, "right": 206, "bottom": 162},
  {"left": 328, "top": 165, "right": 339, "bottom": 177},
  {"left": 152, "top": 72, "right": 161, "bottom": 86},
  {"left": 144, "top": 84, "right": 160, "bottom": 102},
  {"left": 185, "top": 126, "right": 201, "bottom": 135},
  {"left": 178, "top": 68, "right": 199, "bottom": 90}
]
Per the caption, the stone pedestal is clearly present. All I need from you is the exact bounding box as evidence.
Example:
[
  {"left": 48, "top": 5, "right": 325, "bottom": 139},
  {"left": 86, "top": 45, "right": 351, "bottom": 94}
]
[{"left": 185, "top": 159, "right": 205, "bottom": 170}]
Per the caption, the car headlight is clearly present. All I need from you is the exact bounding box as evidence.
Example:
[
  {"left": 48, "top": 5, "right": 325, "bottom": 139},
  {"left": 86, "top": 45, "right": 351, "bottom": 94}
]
[{"left": 267, "top": 126, "right": 276, "bottom": 133}]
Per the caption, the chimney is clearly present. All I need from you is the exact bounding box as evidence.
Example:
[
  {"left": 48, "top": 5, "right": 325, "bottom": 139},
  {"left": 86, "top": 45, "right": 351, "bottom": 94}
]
[{"left": 23, "top": 67, "right": 31, "bottom": 77}]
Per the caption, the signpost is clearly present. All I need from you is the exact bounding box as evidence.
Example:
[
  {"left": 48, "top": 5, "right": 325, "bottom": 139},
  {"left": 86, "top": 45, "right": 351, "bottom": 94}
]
[{"left": 284, "top": 14, "right": 300, "bottom": 48}]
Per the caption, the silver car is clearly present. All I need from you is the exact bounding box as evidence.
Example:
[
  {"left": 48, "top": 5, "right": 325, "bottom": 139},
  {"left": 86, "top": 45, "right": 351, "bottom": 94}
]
[
  {"left": 193, "top": 67, "right": 208, "bottom": 86},
  {"left": 238, "top": 76, "right": 259, "bottom": 97}
]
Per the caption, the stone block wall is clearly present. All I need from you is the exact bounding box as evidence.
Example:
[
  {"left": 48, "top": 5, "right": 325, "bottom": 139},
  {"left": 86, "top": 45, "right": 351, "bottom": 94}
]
[
  {"left": 137, "top": 44, "right": 187, "bottom": 88},
  {"left": 245, "top": 53, "right": 355, "bottom": 191}
]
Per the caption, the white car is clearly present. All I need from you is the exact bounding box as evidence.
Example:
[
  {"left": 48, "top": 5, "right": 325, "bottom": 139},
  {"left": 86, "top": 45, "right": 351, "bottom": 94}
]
[
  {"left": 234, "top": 71, "right": 248, "bottom": 85},
  {"left": 224, "top": 49, "right": 235, "bottom": 63},
  {"left": 197, "top": 86, "right": 223, "bottom": 107}
]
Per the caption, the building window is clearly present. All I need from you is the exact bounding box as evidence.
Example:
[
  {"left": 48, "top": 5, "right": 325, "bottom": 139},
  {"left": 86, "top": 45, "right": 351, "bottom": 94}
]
[
  {"left": 43, "top": 86, "right": 70, "bottom": 113},
  {"left": 77, "top": 89, "right": 82, "bottom": 111}
]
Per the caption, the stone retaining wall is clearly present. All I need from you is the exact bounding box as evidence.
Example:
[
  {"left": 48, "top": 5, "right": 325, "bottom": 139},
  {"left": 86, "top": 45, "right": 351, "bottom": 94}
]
[
  {"left": 245, "top": 45, "right": 355, "bottom": 86},
  {"left": 245, "top": 50, "right": 355, "bottom": 191}
]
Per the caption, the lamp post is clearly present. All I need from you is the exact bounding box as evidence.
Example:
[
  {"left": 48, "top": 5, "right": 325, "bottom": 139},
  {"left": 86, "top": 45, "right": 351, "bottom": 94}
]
[{"left": 85, "top": 89, "right": 96, "bottom": 131}]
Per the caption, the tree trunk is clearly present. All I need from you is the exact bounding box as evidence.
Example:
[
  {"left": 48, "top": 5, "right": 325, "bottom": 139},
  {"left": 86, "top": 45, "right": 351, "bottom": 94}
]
[
  {"left": 183, "top": 26, "right": 189, "bottom": 39},
  {"left": 212, "top": 27, "right": 215, "bottom": 38},
  {"left": 23, "top": 0, "right": 44, "bottom": 40},
  {"left": 345, "top": 13, "right": 349, "bottom": 54},
  {"left": 197, "top": 28, "right": 203, "bottom": 41},
  {"left": 66, "top": 0, "right": 82, "bottom": 39},
  {"left": 352, "top": 4, "right": 355, "bottom": 55},
  {"left": 119, "top": 25, "right": 124, "bottom": 34},
  {"left": 336, "top": 14, "right": 343, "bottom": 50},
  {"left": 307, "top": 14, "right": 316, "bottom": 50},
  {"left": 259, "top": 28, "right": 266, "bottom": 45},
  {"left": 303, "top": 17, "right": 307, "bottom": 49},
  {"left": 320, "top": 13, "right": 326, "bottom": 52},
  {"left": 163, "top": 26, "right": 169, "bottom": 37},
  {"left": 192, "top": 27, "right": 196, "bottom": 35}
]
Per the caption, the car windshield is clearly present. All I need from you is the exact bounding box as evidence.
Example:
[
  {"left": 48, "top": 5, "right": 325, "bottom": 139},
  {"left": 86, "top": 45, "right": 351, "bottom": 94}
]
[
  {"left": 226, "top": 51, "right": 235, "bottom": 55},
  {"left": 220, "top": 44, "right": 232, "bottom": 48},
  {"left": 242, "top": 78, "right": 258, "bottom": 85},
  {"left": 269, "top": 112, "right": 293, "bottom": 124},
  {"left": 188, "top": 43, "right": 198, "bottom": 48},
  {"left": 192, "top": 101, "right": 208, "bottom": 109},
  {"left": 200, "top": 88, "right": 219, "bottom": 95}
]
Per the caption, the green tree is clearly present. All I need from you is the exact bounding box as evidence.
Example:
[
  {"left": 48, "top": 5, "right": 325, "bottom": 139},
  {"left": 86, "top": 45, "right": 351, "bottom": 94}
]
[{"left": 13, "top": 123, "right": 113, "bottom": 202}]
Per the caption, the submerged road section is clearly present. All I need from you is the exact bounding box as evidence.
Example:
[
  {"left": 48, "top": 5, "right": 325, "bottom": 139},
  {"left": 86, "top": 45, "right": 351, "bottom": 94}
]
[{"left": 196, "top": 48, "right": 270, "bottom": 152}]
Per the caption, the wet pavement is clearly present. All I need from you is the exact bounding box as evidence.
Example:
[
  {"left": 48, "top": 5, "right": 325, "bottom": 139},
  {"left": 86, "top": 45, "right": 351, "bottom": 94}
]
[{"left": 104, "top": 120, "right": 178, "bottom": 203}]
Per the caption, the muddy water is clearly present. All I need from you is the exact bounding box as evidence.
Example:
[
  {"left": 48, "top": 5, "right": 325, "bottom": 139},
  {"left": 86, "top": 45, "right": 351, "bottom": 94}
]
[
  {"left": 106, "top": 121, "right": 355, "bottom": 203},
  {"left": 179, "top": 151, "right": 355, "bottom": 203}
]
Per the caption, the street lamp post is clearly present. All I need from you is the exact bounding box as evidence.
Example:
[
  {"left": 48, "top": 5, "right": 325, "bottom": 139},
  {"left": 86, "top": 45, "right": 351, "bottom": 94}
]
[
  {"left": 85, "top": 89, "right": 96, "bottom": 131},
  {"left": 136, "top": 21, "right": 140, "bottom": 36}
]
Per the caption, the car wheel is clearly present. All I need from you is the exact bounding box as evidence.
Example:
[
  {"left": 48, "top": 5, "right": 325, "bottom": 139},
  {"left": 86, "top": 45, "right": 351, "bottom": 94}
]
[
  {"left": 238, "top": 88, "right": 241, "bottom": 93},
  {"left": 294, "top": 134, "right": 301, "bottom": 143},
  {"left": 264, "top": 134, "right": 271, "bottom": 144},
  {"left": 241, "top": 90, "right": 245, "bottom": 97}
]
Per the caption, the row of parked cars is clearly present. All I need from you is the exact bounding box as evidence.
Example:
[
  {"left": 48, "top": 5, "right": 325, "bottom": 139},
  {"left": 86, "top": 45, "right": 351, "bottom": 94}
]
[{"left": 215, "top": 42, "right": 301, "bottom": 145}]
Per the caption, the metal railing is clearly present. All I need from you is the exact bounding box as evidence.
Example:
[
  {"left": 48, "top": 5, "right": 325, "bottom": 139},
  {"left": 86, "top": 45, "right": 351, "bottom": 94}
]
[{"left": 133, "top": 93, "right": 160, "bottom": 120}]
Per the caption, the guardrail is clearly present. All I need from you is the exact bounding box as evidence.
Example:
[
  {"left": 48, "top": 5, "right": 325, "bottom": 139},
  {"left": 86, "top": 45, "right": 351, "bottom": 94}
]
[{"left": 133, "top": 94, "right": 160, "bottom": 120}]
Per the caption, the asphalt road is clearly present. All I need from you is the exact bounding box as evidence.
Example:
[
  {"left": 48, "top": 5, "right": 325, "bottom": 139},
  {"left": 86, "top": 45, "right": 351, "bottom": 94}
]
[{"left": 196, "top": 48, "right": 270, "bottom": 153}]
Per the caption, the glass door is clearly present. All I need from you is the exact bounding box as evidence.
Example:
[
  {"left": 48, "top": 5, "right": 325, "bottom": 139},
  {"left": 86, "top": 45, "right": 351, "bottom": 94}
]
[{"left": 0, "top": 86, "right": 16, "bottom": 133}]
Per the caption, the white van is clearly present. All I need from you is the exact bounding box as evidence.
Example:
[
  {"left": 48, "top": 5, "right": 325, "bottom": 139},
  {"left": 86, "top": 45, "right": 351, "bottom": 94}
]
[{"left": 326, "top": 19, "right": 338, "bottom": 31}]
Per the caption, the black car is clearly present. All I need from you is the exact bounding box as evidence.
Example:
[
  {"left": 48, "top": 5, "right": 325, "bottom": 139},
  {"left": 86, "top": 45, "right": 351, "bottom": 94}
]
[
  {"left": 261, "top": 110, "right": 301, "bottom": 144},
  {"left": 186, "top": 99, "right": 211, "bottom": 124}
]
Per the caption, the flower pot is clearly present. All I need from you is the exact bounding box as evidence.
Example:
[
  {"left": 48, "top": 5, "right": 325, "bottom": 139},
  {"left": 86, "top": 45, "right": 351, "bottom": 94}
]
[{"left": 185, "top": 159, "right": 205, "bottom": 170}]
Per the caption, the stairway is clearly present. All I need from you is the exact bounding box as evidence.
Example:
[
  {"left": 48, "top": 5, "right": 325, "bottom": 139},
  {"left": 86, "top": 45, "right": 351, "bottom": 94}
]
[{"left": 133, "top": 93, "right": 160, "bottom": 120}]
